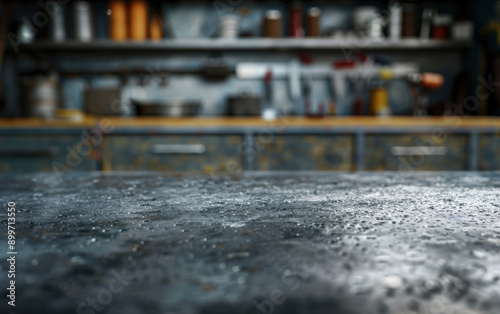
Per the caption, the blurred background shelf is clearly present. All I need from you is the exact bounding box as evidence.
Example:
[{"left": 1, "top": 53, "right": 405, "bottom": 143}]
[{"left": 10, "top": 39, "right": 474, "bottom": 53}]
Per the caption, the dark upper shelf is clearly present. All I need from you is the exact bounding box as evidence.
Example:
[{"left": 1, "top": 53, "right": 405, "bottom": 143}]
[{"left": 10, "top": 38, "right": 475, "bottom": 53}]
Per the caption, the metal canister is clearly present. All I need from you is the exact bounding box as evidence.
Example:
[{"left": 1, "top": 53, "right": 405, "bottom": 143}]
[
  {"left": 49, "top": 3, "right": 66, "bottom": 41},
  {"left": 262, "top": 10, "right": 282, "bottom": 38},
  {"left": 72, "top": 1, "right": 93, "bottom": 41},
  {"left": 19, "top": 75, "right": 60, "bottom": 119},
  {"left": 306, "top": 7, "right": 321, "bottom": 37},
  {"left": 388, "top": 1, "right": 402, "bottom": 40}
]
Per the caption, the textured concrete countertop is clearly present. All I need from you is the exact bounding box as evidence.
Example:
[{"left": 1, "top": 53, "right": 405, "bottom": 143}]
[{"left": 1, "top": 172, "right": 500, "bottom": 314}]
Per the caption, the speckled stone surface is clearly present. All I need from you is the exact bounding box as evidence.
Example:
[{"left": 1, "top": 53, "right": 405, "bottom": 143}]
[{"left": 1, "top": 172, "right": 500, "bottom": 314}]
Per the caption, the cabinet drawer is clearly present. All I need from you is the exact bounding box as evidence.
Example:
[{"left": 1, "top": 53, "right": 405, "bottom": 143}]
[
  {"left": 0, "top": 135, "right": 96, "bottom": 172},
  {"left": 364, "top": 134, "right": 468, "bottom": 171},
  {"left": 478, "top": 133, "right": 500, "bottom": 170},
  {"left": 255, "top": 135, "right": 354, "bottom": 171},
  {"left": 102, "top": 135, "right": 243, "bottom": 172}
]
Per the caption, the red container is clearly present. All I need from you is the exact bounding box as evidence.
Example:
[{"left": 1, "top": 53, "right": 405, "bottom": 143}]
[
  {"left": 432, "top": 26, "right": 449, "bottom": 39},
  {"left": 289, "top": 2, "right": 303, "bottom": 38},
  {"left": 431, "top": 14, "right": 451, "bottom": 40}
]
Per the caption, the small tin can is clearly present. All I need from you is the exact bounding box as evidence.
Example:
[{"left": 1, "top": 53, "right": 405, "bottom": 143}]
[
  {"left": 388, "top": 1, "right": 402, "bottom": 40},
  {"left": 262, "top": 10, "right": 283, "bottom": 38}
]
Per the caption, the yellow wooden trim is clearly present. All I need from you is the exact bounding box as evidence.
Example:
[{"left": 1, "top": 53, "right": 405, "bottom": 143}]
[
  {"left": 0, "top": 116, "right": 499, "bottom": 129},
  {"left": 0, "top": 117, "right": 96, "bottom": 128}
]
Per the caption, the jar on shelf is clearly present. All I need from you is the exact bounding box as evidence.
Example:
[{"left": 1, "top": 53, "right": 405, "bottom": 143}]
[
  {"left": 432, "top": 14, "right": 452, "bottom": 40},
  {"left": 109, "top": 0, "right": 128, "bottom": 40},
  {"left": 262, "top": 10, "right": 283, "bottom": 38},
  {"left": 370, "top": 83, "right": 390, "bottom": 116},
  {"left": 129, "top": 0, "right": 148, "bottom": 40},
  {"left": 306, "top": 7, "right": 321, "bottom": 37}
]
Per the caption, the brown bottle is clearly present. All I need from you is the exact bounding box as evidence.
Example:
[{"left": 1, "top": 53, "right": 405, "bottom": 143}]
[
  {"left": 307, "top": 7, "right": 321, "bottom": 37},
  {"left": 262, "top": 10, "right": 283, "bottom": 38},
  {"left": 130, "top": 0, "right": 148, "bottom": 40},
  {"left": 109, "top": 0, "right": 127, "bottom": 40},
  {"left": 149, "top": 13, "right": 163, "bottom": 40}
]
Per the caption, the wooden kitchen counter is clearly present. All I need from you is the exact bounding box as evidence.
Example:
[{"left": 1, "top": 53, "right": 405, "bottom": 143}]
[
  {"left": 0, "top": 117, "right": 96, "bottom": 128},
  {"left": 103, "top": 116, "right": 500, "bottom": 128},
  {"left": 0, "top": 116, "right": 498, "bottom": 172},
  {"left": 1, "top": 116, "right": 499, "bottom": 129}
]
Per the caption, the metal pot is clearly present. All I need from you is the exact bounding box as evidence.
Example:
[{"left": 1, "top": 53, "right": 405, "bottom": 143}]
[
  {"left": 226, "top": 91, "right": 261, "bottom": 116},
  {"left": 19, "top": 75, "right": 60, "bottom": 118},
  {"left": 84, "top": 88, "right": 125, "bottom": 116},
  {"left": 132, "top": 98, "right": 202, "bottom": 117}
]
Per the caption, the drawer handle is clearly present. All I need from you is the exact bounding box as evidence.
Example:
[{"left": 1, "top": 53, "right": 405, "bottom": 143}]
[
  {"left": 390, "top": 146, "right": 448, "bottom": 156},
  {"left": 150, "top": 144, "right": 206, "bottom": 154},
  {"left": 0, "top": 147, "right": 59, "bottom": 157}
]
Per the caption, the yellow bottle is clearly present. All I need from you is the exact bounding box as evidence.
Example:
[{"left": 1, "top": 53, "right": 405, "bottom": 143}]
[
  {"left": 129, "top": 0, "right": 148, "bottom": 41},
  {"left": 370, "top": 85, "right": 390, "bottom": 116},
  {"left": 109, "top": 0, "right": 128, "bottom": 41}
]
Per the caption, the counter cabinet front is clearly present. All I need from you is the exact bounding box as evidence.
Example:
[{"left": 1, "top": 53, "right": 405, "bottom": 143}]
[
  {"left": 478, "top": 133, "right": 500, "bottom": 170},
  {"left": 364, "top": 134, "right": 469, "bottom": 171},
  {"left": 255, "top": 134, "right": 354, "bottom": 171},
  {"left": 101, "top": 134, "right": 244, "bottom": 173},
  {"left": 0, "top": 134, "right": 97, "bottom": 172},
  {"left": 65, "top": 131, "right": 500, "bottom": 172},
  {"left": 0, "top": 118, "right": 498, "bottom": 172}
]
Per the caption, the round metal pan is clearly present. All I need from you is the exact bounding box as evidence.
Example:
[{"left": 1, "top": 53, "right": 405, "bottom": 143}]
[
  {"left": 132, "top": 99, "right": 202, "bottom": 117},
  {"left": 226, "top": 92, "right": 261, "bottom": 116}
]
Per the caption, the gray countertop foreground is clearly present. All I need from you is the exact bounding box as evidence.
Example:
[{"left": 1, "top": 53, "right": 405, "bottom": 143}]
[{"left": 1, "top": 172, "right": 500, "bottom": 314}]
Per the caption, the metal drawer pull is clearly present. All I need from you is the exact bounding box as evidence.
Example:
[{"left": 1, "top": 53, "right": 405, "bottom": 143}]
[
  {"left": 0, "top": 147, "right": 59, "bottom": 157},
  {"left": 390, "top": 146, "right": 448, "bottom": 156},
  {"left": 151, "top": 144, "right": 206, "bottom": 154}
]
